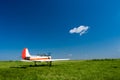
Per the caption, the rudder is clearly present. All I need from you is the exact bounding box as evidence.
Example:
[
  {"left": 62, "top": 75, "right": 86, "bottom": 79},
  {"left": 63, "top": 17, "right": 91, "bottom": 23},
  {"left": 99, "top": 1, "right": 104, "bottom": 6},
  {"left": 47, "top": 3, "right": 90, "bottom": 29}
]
[{"left": 22, "top": 48, "right": 31, "bottom": 59}]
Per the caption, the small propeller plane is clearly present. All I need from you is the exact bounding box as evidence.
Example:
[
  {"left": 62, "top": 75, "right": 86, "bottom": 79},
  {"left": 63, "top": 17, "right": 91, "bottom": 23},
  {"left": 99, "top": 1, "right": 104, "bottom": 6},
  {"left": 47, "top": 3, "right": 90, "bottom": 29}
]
[{"left": 21, "top": 48, "right": 69, "bottom": 66}]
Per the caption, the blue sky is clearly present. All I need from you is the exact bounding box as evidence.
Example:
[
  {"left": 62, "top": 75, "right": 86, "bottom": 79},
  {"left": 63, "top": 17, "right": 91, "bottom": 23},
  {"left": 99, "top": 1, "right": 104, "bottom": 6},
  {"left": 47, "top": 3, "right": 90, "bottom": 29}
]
[{"left": 0, "top": 0, "right": 120, "bottom": 60}]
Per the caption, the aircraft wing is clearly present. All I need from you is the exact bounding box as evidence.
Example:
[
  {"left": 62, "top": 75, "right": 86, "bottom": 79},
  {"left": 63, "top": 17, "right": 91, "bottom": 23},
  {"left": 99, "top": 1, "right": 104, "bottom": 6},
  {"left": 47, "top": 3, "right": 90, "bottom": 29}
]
[
  {"left": 21, "top": 58, "right": 69, "bottom": 62},
  {"left": 50, "top": 59, "right": 70, "bottom": 61}
]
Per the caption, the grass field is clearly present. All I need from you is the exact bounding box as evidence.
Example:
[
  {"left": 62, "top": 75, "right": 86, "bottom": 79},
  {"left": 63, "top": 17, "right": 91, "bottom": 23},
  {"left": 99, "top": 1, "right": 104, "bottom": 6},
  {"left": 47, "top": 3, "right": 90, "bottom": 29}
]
[{"left": 0, "top": 59, "right": 120, "bottom": 80}]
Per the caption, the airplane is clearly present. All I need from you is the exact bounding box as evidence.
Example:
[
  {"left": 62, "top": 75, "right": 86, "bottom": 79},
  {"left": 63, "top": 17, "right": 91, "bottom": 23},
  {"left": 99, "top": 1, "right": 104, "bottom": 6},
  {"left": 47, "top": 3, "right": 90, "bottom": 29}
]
[{"left": 21, "top": 48, "right": 69, "bottom": 66}]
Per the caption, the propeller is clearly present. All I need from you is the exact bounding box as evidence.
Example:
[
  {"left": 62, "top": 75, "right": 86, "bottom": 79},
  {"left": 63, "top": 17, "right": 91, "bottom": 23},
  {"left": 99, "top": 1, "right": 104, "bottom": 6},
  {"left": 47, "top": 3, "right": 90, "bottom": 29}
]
[
  {"left": 37, "top": 52, "right": 51, "bottom": 56},
  {"left": 47, "top": 52, "right": 51, "bottom": 56}
]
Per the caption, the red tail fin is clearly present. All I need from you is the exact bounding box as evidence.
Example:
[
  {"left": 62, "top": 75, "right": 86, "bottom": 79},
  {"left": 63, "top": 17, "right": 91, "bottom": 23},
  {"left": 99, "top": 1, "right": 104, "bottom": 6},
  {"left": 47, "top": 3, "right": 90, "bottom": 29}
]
[
  {"left": 22, "top": 48, "right": 27, "bottom": 59},
  {"left": 22, "top": 48, "right": 31, "bottom": 59}
]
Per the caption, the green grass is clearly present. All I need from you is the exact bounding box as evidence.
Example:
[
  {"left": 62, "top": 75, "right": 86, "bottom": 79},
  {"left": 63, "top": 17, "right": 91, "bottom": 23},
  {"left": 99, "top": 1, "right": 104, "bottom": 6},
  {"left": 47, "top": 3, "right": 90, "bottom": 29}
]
[{"left": 0, "top": 59, "right": 120, "bottom": 80}]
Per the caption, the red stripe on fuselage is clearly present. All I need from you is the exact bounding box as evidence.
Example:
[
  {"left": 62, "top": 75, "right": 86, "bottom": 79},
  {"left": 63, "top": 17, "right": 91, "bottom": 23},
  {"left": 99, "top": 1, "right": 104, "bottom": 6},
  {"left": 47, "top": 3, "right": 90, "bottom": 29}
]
[{"left": 30, "top": 57, "right": 50, "bottom": 60}]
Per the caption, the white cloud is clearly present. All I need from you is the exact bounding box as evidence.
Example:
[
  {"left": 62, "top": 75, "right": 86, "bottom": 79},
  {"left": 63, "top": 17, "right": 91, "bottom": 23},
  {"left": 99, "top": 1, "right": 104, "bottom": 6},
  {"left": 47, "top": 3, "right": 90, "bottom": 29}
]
[{"left": 69, "top": 25, "right": 89, "bottom": 36}]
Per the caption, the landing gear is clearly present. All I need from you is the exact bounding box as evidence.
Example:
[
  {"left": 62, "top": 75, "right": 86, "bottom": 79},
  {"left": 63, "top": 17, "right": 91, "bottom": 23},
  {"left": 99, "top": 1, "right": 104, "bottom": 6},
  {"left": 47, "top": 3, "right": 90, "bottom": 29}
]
[
  {"left": 34, "top": 61, "right": 52, "bottom": 66},
  {"left": 49, "top": 61, "right": 52, "bottom": 67},
  {"left": 34, "top": 61, "right": 37, "bottom": 66},
  {"left": 47, "top": 61, "right": 52, "bottom": 66}
]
